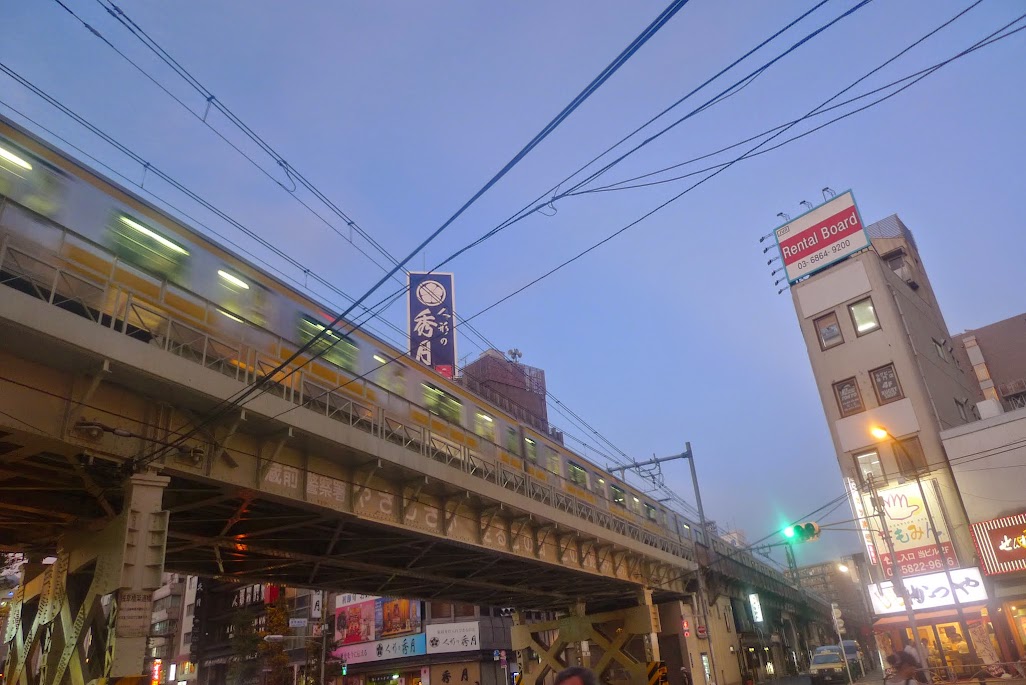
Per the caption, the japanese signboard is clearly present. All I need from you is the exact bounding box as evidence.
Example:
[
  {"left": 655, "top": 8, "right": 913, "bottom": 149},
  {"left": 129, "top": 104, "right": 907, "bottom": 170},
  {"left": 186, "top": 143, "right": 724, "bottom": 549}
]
[
  {"left": 408, "top": 272, "right": 456, "bottom": 378},
  {"left": 867, "top": 567, "right": 988, "bottom": 615},
  {"left": 865, "top": 479, "right": 958, "bottom": 578},
  {"left": 834, "top": 378, "right": 864, "bottom": 417},
  {"left": 333, "top": 632, "right": 427, "bottom": 664},
  {"left": 749, "top": 593, "right": 764, "bottom": 623},
  {"left": 871, "top": 364, "right": 903, "bottom": 404},
  {"left": 115, "top": 591, "right": 153, "bottom": 638},
  {"left": 970, "top": 511, "right": 1026, "bottom": 576},
  {"left": 426, "top": 621, "right": 480, "bottom": 654},
  {"left": 430, "top": 661, "right": 481, "bottom": 685},
  {"left": 773, "top": 190, "right": 870, "bottom": 284}
]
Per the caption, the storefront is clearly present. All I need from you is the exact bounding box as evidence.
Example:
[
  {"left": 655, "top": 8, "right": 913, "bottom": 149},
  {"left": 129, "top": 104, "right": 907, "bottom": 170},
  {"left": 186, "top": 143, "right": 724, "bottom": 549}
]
[
  {"left": 971, "top": 511, "right": 1026, "bottom": 661},
  {"left": 867, "top": 566, "right": 1015, "bottom": 674}
]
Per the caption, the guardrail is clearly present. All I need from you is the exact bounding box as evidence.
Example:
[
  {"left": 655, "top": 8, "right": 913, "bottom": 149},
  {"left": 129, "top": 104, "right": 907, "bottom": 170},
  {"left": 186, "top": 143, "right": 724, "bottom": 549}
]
[{"left": 0, "top": 229, "right": 700, "bottom": 575}]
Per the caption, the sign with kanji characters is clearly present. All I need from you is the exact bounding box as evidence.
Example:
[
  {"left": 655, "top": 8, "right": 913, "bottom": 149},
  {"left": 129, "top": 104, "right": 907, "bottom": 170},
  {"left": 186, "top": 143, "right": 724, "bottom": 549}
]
[
  {"left": 408, "top": 272, "right": 456, "bottom": 378},
  {"left": 334, "top": 632, "right": 427, "bottom": 664},
  {"left": 431, "top": 661, "right": 481, "bottom": 685},
  {"left": 864, "top": 479, "right": 958, "bottom": 578},
  {"left": 970, "top": 511, "right": 1026, "bottom": 576},
  {"left": 426, "top": 621, "right": 480, "bottom": 654},
  {"left": 867, "top": 567, "right": 987, "bottom": 615}
]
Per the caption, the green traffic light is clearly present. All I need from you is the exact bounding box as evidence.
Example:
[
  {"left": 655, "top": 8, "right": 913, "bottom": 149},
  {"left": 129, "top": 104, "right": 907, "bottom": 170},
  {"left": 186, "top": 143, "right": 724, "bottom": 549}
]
[{"left": 783, "top": 526, "right": 796, "bottom": 539}]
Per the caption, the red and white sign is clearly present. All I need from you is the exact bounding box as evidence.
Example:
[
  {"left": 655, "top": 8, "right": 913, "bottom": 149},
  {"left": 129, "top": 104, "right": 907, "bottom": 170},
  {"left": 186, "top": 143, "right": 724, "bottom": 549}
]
[
  {"left": 971, "top": 511, "right": 1026, "bottom": 576},
  {"left": 773, "top": 191, "right": 869, "bottom": 284},
  {"left": 862, "top": 480, "right": 959, "bottom": 579}
]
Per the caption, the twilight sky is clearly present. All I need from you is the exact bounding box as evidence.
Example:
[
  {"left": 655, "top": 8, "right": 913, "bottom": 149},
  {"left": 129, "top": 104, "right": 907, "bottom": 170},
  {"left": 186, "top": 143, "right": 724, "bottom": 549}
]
[{"left": 3, "top": 1, "right": 1024, "bottom": 568}]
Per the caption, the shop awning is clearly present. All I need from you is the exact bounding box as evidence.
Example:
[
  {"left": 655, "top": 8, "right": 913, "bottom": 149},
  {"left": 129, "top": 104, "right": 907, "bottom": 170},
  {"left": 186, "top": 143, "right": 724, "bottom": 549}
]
[{"left": 872, "top": 603, "right": 988, "bottom": 628}]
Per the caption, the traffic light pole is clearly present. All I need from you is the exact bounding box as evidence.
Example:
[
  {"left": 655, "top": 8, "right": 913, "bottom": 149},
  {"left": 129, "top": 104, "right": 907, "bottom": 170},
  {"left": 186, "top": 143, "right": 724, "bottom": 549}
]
[{"left": 831, "top": 605, "right": 854, "bottom": 685}]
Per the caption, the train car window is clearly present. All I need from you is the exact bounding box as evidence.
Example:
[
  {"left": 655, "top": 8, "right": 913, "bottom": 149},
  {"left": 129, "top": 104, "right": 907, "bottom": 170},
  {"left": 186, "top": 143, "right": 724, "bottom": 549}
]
[
  {"left": 108, "top": 212, "right": 190, "bottom": 281},
  {"left": 473, "top": 412, "right": 495, "bottom": 442},
  {"left": 0, "top": 141, "right": 67, "bottom": 220},
  {"left": 592, "top": 473, "right": 607, "bottom": 497},
  {"left": 610, "top": 485, "right": 626, "bottom": 508},
  {"left": 422, "top": 383, "right": 462, "bottom": 425},
  {"left": 374, "top": 353, "right": 406, "bottom": 394},
  {"left": 545, "top": 447, "right": 561, "bottom": 476},
  {"left": 524, "top": 437, "right": 538, "bottom": 464},
  {"left": 644, "top": 503, "right": 659, "bottom": 522},
  {"left": 298, "top": 316, "right": 358, "bottom": 372},
  {"left": 505, "top": 427, "right": 520, "bottom": 456},
  {"left": 567, "top": 462, "right": 588, "bottom": 488}
]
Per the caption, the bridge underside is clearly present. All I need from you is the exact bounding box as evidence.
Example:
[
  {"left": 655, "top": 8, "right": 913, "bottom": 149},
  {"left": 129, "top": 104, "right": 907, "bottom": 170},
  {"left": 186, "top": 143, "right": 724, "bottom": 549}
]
[{"left": 0, "top": 431, "right": 659, "bottom": 609}]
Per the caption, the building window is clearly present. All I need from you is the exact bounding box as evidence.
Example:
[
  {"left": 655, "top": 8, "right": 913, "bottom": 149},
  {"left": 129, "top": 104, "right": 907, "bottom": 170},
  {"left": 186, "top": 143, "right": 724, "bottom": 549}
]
[
  {"left": 185, "top": 603, "right": 194, "bottom": 617},
  {"left": 644, "top": 503, "right": 658, "bottom": 522},
  {"left": 610, "top": 485, "right": 626, "bottom": 508},
  {"left": 848, "top": 298, "right": 880, "bottom": 336},
  {"left": 422, "top": 383, "right": 462, "bottom": 424},
  {"left": 886, "top": 252, "right": 905, "bottom": 271},
  {"left": 567, "top": 462, "right": 588, "bottom": 487},
  {"left": 833, "top": 377, "right": 864, "bottom": 417},
  {"left": 854, "top": 450, "right": 884, "bottom": 484},
  {"left": 932, "top": 339, "right": 948, "bottom": 362},
  {"left": 474, "top": 412, "right": 496, "bottom": 442},
  {"left": 814, "top": 311, "right": 844, "bottom": 350},
  {"left": 870, "top": 363, "right": 904, "bottom": 405},
  {"left": 895, "top": 436, "right": 928, "bottom": 476}
]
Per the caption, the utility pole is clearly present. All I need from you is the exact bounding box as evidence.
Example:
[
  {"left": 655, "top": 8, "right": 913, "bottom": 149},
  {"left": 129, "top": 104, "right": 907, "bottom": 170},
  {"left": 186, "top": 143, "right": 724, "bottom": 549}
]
[
  {"left": 683, "top": 443, "right": 721, "bottom": 685},
  {"left": 319, "top": 590, "right": 328, "bottom": 684},
  {"left": 867, "top": 474, "right": 925, "bottom": 667}
]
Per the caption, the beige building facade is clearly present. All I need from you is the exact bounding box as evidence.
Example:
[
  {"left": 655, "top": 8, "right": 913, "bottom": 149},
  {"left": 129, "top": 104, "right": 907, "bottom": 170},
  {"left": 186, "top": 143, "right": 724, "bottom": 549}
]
[{"left": 783, "top": 206, "right": 1010, "bottom": 670}]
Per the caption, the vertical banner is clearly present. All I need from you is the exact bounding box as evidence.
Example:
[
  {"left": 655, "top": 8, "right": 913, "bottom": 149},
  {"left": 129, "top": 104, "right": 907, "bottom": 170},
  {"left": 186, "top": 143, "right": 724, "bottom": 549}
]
[{"left": 408, "top": 272, "right": 456, "bottom": 378}]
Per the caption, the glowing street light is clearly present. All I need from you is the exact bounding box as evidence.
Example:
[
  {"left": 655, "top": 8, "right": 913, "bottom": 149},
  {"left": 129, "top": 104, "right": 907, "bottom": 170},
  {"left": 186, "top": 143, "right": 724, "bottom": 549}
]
[
  {"left": 837, "top": 564, "right": 850, "bottom": 573},
  {"left": 869, "top": 426, "right": 890, "bottom": 440}
]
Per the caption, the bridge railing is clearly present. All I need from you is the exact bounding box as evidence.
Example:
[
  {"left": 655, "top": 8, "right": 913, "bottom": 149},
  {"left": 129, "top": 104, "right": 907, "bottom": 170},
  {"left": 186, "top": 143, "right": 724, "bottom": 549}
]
[{"left": 1, "top": 225, "right": 703, "bottom": 572}]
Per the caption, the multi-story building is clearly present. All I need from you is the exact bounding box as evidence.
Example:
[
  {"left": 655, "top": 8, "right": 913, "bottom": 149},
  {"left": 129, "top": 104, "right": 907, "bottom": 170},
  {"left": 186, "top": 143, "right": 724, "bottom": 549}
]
[
  {"left": 941, "top": 310, "right": 1026, "bottom": 663},
  {"left": 145, "top": 573, "right": 199, "bottom": 685},
  {"left": 795, "top": 554, "right": 873, "bottom": 647},
  {"left": 778, "top": 194, "right": 1005, "bottom": 670}
]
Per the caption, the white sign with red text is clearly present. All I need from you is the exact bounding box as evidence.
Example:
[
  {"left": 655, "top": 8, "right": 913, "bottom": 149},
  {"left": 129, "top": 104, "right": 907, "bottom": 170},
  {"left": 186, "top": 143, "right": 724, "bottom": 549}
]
[{"left": 774, "top": 191, "right": 869, "bottom": 284}]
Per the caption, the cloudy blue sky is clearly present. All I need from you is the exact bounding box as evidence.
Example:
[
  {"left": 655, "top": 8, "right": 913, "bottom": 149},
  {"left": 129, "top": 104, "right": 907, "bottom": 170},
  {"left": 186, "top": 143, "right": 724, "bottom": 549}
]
[{"left": 3, "top": 1, "right": 1024, "bottom": 568}]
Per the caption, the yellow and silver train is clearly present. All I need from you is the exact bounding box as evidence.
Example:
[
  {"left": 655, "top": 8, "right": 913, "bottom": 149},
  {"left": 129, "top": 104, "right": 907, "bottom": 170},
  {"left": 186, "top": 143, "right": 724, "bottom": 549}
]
[{"left": 0, "top": 114, "right": 694, "bottom": 549}]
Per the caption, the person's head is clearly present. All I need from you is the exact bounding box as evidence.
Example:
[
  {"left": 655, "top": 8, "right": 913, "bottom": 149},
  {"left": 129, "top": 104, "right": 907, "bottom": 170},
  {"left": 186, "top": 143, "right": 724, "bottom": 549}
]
[{"left": 554, "top": 667, "right": 597, "bottom": 685}]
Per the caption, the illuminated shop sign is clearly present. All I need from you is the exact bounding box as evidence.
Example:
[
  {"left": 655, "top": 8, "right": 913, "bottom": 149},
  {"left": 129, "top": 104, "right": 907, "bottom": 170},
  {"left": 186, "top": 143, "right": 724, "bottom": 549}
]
[
  {"left": 867, "top": 567, "right": 988, "bottom": 615},
  {"left": 970, "top": 511, "right": 1026, "bottom": 576}
]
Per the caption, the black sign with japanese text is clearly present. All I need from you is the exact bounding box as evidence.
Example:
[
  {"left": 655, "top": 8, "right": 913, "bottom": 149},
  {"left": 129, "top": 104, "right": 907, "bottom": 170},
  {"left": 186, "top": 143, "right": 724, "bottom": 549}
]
[{"left": 408, "top": 272, "right": 456, "bottom": 378}]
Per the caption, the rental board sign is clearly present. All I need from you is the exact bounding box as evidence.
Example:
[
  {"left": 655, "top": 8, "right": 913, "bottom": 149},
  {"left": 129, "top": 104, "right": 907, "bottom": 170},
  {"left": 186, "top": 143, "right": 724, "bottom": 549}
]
[{"left": 773, "top": 190, "right": 870, "bottom": 284}]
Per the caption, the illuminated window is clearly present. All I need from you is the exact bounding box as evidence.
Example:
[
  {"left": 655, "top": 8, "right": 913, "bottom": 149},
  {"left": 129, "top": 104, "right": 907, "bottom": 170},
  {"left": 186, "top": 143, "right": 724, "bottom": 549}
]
[
  {"left": 644, "top": 503, "right": 658, "bottom": 521},
  {"left": 630, "top": 495, "right": 642, "bottom": 515},
  {"left": 108, "top": 212, "right": 190, "bottom": 280},
  {"left": 422, "top": 383, "right": 462, "bottom": 424},
  {"left": 848, "top": 298, "right": 880, "bottom": 336},
  {"left": 474, "top": 412, "right": 495, "bottom": 442},
  {"left": 814, "top": 311, "right": 844, "bottom": 350},
  {"left": 593, "top": 473, "right": 606, "bottom": 497},
  {"left": 298, "top": 316, "right": 358, "bottom": 372},
  {"left": 870, "top": 363, "right": 904, "bottom": 405},
  {"left": 610, "top": 485, "right": 626, "bottom": 508},
  {"left": 567, "top": 462, "right": 587, "bottom": 487},
  {"left": 853, "top": 450, "right": 884, "bottom": 484},
  {"left": 546, "top": 447, "right": 561, "bottom": 476}
]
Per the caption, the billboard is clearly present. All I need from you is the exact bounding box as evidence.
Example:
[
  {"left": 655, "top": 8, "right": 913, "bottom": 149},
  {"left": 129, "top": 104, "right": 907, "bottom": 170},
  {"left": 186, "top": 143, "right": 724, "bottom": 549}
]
[
  {"left": 333, "top": 594, "right": 423, "bottom": 648},
  {"left": 867, "top": 567, "right": 987, "bottom": 615},
  {"left": 970, "top": 511, "right": 1026, "bottom": 576},
  {"left": 773, "top": 190, "right": 870, "bottom": 284},
  {"left": 863, "top": 479, "right": 958, "bottom": 579},
  {"left": 408, "top": 272, "right": 456, "bottom": 378},
  {"left": 425, "top": 621, "right": 480, "bottom": 654}
]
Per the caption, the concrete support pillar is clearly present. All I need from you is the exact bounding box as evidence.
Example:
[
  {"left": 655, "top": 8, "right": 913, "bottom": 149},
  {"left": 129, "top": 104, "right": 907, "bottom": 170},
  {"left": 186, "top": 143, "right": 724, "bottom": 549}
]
[{"left": 3, "top": 472, "right": 170, "bottom": 685}]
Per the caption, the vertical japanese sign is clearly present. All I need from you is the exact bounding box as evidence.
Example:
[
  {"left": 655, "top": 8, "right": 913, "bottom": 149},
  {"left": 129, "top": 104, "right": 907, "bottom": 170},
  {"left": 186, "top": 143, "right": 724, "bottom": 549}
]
[
  {"left": 866, "top": 479, "right": 958, "bottom": 578},
  {"left": 408, "top": 272, "right": 456, "bottom": 378}
]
